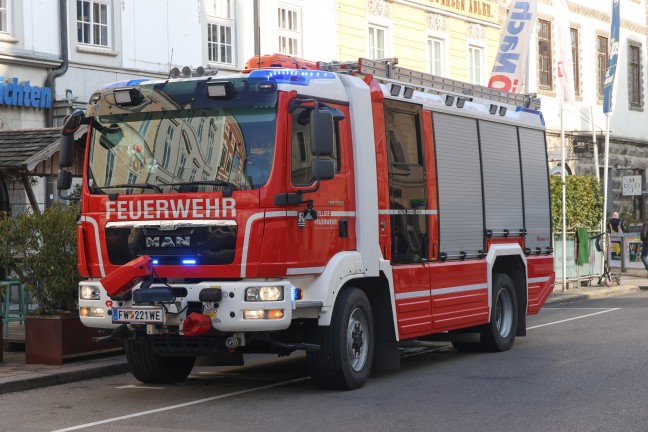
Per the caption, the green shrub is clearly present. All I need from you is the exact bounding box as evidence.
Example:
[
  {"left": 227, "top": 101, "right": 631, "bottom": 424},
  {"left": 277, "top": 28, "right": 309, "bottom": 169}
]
[
  {"left": 550, "top": 175, "right": 603, "bottom": 232},
  {"left": 0, "top": 204, "right": 80, "bottom": 315}
]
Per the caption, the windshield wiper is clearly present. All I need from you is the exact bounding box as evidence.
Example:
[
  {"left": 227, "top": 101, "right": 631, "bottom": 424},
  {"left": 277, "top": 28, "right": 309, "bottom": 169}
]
[
  {"left": 166, "top": 180, "right": 240, "bottom": 191},
  {"left": 98, "top": 183, "right": 163, "bottom": 193}
]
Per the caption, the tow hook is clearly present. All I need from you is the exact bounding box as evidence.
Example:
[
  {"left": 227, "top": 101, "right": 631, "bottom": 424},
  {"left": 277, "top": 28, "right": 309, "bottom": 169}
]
[
  {"left": 92, "top": 324, "right": 130, "bottom": 344},
  {"left": 225, "top": 336, "right": 239, "bottom": 350}
]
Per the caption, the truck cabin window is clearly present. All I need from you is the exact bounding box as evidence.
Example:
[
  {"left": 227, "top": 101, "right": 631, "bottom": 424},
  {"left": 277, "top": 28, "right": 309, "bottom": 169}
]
[{"left": 290, "top": 106, "right": 340, "bottom": 186}]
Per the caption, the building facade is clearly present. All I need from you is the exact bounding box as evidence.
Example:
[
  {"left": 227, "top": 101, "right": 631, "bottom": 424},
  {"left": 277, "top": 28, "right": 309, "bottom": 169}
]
[
  {"left": 336, "top": 0, "right": 503, "bottom": 85},
  {"left": 531, "top": 0, "right": 648, "bottom": 224},
  {"left": 1, "top": 0, "right": 645, "bottom": 222},
  {"left": 0, "top": 0, "right": 337, "bottom": 214}
]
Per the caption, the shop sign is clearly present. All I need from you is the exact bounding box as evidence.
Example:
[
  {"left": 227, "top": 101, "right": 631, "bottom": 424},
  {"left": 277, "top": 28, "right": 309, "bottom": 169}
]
[{"left": 0, "top": 77, "right": 52, "bottom": 109}]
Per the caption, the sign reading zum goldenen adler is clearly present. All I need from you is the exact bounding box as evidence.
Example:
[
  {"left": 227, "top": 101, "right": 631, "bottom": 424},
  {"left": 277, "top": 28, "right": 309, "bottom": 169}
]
[{"left": 0, "top": 77, "right": 52, "bottom": 109}]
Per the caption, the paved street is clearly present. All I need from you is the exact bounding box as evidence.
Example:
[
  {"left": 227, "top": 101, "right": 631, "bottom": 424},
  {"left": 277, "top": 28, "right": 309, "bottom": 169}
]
[{"left": 2, "top": 290, "right": 648, "bottom": 432}]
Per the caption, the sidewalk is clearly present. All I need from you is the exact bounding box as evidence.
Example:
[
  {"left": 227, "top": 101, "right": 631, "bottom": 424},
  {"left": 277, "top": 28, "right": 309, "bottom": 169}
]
[
  {"left": 0, "top": 273, "right": 645, "bottom": 396},
  {"left": 545, "top": 272, "right": 646, "bottom": 305}
]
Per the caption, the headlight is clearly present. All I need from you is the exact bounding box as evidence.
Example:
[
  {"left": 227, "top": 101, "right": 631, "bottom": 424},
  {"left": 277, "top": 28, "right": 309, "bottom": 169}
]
[
  {"left": 80, "top": 285, "right": 100, "bottom": 300},
  {"left": 245, "top": 286, "right": 283, "bottom": 302},
  {"left": 80, "top": 306, "right": 105, "bottom": 317}
]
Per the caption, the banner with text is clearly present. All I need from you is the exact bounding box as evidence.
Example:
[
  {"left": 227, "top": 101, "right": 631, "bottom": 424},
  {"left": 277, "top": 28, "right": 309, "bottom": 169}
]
[
  {"left": 553, "top": 0, "right": 575, "bottom": 103},
  {"left": 488, "top": 0, "right": 538, "bottom": 93},
  {"left": 603, "top": 0, "right": 620, "bottom": 114}
]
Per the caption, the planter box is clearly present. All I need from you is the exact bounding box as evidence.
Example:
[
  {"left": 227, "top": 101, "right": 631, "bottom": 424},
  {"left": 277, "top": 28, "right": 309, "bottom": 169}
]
[{"left": 25, "top": 314, "right": 122, "bottom": 365}]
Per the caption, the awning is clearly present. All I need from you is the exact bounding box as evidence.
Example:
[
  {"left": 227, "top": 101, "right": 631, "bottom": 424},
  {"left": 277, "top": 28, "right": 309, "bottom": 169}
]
[
  {"left": 0, "top": 127, "right": 86, "bottom": 214},
  {"left": 0, "top": 127, "right": 85, "bottom": 176}
]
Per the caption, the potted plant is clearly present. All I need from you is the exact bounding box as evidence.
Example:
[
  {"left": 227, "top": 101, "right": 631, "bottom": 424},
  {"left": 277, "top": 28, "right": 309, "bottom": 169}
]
[
  {"left": 0, "top": 203, "right": 119, "bottom": 364},
  {"left": 8, "top": 203, "right": 80, "bottom": 315}
]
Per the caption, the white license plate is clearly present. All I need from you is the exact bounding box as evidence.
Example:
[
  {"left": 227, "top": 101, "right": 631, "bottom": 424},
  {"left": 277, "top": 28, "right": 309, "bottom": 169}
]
[{"left": 112, "top": 307, "right": 164, "bottom": 324}]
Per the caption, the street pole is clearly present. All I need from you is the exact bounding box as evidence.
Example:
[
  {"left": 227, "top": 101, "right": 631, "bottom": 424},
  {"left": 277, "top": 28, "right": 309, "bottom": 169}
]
[
  {"left": 561, "top": 103, "right": 567, "bottom": 292},
  {"left": 591, "top": 106, "right": 599, "bottom": 182},
  {"left": 602, "top": 114, "right": 611, "bottom": 271}
]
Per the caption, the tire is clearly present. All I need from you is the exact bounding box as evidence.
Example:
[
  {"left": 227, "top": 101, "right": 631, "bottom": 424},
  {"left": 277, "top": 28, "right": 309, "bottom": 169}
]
[
  {"left": 480, "top": 273, "right": 518, "bottom": 352},
  {"left": 125, "top": 337, "right": 196, "bottom": 384},
  {"left": 603, "top": 276, "right": 613, "bottom": 287},
  {"left": 307, "top": 287, "right": 374, "bottom": 390}
]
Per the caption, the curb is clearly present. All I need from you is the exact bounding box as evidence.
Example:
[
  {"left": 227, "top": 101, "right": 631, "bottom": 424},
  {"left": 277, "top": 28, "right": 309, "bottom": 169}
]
[
  {"left": 0, "top": 360, "right": 130, "bottom": 396},
  {"left": 546, "top": 284, "right": 642, "bottom": 305}
]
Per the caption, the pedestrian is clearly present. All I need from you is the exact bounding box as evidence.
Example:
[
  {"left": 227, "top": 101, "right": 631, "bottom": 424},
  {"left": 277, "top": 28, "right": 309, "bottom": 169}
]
[
  {"left": 607, "top": 211, "right": 624, "bottom": 233},
  {"left": 640, "top": 219, "right": 648, "bottom": 277}
]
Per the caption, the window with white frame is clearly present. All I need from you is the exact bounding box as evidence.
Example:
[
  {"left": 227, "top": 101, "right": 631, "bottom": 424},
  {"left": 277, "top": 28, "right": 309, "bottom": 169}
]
[
  {"left": 427, "top": 37, "right": 445, "bottom": 76},
  {"left": 278, "top": 6, "right": 300, "bottom": 56},
  {"left": 77, "top": 0, "right": 110, "bottom": 47},
  {"left": 0, "top": 0, "right": 9, "bottom": 34},
  {"left": 368, "top": 25, "right": 386, "bottom": 60},
  {"left": 468, "top": 45, "right": 484, "bottom": 85},
  {"left": 207, "top": 0, "right": 234, "bottom": 64}
]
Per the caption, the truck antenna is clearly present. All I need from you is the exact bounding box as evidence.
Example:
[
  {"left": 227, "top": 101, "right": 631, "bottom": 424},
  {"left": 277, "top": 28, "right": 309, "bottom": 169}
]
[{"left": 168, "top": 48, "right": 174, "bottom": 78}]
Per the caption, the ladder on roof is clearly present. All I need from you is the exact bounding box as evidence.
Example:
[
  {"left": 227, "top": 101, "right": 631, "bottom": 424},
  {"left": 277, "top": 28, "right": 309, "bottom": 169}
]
[{"left": 320, "top": 58, "right": 540, "bottom": 110}]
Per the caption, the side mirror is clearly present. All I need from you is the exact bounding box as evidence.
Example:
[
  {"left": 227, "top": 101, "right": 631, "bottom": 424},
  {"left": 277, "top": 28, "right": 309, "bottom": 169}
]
[
  {"left": 59, "top": 134, "right": 75, "bottom": 168},
  {"left": 62, "top": 110, "right": 85, "bottom": 136},
  {"left": 57, "top": 169, "right": 73, "bottom": 191},
  {"left": 310, "top": 109, "right": 334, "bottom": 157},
  {"left": 312, "top": 159, "right": 335, "bottom": 181}
]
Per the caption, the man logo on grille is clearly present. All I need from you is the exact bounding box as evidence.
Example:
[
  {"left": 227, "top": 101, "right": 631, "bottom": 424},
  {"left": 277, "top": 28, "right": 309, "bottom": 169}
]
[{"left": 146, "top": 236, "right": 190, "bottom": 247}]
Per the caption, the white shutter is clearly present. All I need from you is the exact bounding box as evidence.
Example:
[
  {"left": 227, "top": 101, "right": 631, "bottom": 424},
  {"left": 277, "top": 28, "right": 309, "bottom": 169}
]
[
  {"left": 519, "top": 128, "right": 552, "bottom": 252},
  {"left": 433, "top": 112, "right": 484, "bottom": 258},
  {"left": 479, "top": 121, "right": 524, "bottom": 236}
]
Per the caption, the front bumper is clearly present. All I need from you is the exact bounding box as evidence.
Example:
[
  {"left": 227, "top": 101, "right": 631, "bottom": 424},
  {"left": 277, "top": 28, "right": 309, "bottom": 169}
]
[{"left": 79, "top": 279, "right": 299, "bottom": 332}]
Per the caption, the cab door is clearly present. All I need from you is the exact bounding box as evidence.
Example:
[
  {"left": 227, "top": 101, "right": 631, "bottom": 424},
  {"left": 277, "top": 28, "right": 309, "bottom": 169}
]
[
  {"left": 384, "top": 99, "right": 432, "bottom": 338},
  {"left": 283, "top": 102, "right": 353, "bottom": 275}
]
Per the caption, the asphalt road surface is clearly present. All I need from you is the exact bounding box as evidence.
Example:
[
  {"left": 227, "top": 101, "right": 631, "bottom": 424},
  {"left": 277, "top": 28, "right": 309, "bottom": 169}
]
[{"left": 3, "top": 292, "right": 648, "bottom": 432}]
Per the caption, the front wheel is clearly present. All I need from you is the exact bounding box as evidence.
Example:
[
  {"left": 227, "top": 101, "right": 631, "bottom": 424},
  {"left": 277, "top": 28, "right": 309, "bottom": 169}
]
[
  {"left": 307, "top": 287, "right": 374, "bottom": 390},
  {"left": 125, "top": 337, "right": 196, "bottom": 384},
  {"left": 480, "top": 273, "right": 518, "bottom": 352}
]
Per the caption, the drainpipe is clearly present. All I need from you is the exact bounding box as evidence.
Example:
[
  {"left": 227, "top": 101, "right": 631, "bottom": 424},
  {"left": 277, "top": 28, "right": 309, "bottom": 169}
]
[{"left": 44, "top": 0, "right": 69, "bottom": 127}]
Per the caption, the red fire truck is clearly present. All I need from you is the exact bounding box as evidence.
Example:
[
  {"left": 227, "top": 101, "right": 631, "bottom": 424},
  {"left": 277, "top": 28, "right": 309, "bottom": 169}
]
[{"left": 58, "top": 54, "right": 554, "bottom": 390}]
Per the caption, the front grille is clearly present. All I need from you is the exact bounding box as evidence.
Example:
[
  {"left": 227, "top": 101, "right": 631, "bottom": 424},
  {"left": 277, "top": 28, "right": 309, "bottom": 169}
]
[
  {"left": 106, "top": 225, "right": 237, "bottom": 265},
  {"left": 138, "top": 247, "right": 200, "bottom": 256}
]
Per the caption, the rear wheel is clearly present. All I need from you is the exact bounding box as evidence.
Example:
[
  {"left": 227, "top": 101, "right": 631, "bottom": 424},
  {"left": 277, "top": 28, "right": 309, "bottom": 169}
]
[
  {"left": 125, "top": 337, "right": 195, "bottom": 384},
  {"left": 307, "top": 287, "right": 374, "bottom": 390},
  {"left": 480, "top": 273, "right": 518, "bottom": 352}
]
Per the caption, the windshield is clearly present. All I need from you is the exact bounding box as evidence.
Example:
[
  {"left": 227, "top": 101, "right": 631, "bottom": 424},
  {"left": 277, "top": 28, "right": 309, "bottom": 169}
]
[{"left": 87, "top": 106, "right": 277, "bottom": 195}]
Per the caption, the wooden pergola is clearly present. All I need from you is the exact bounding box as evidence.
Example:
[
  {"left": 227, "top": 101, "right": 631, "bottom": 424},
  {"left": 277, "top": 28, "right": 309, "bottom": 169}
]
[{"left": 0, "top": 127, "right": 85, "bottom": 214}]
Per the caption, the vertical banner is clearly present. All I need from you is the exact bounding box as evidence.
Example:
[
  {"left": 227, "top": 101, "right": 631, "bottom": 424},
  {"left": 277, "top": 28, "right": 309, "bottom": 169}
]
[
  {"left": 488, "top": 0, "right": 538, "bottom": 93},
  {"left": 552, "top": 0, "right": 575, "bottom": 103},
  {"left": 603, "top": 0, "right": 620, "bottom": 114}
]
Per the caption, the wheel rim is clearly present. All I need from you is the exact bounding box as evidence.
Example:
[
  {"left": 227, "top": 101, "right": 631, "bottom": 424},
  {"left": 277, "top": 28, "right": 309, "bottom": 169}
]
[
  {"left": 346, "top": 307, "right": 369, "bottom": 372},
  {"left": 494, "top": 288, "right": 513, "bottom": 338}
]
